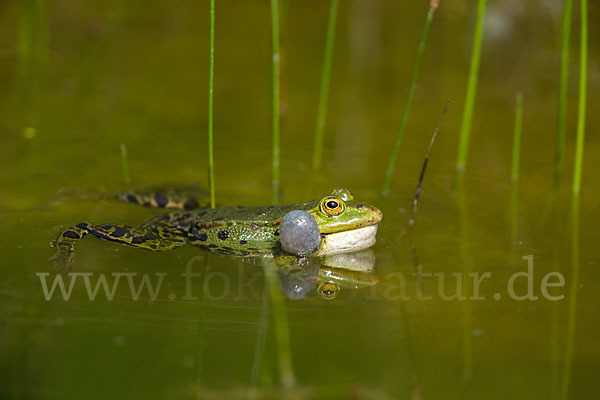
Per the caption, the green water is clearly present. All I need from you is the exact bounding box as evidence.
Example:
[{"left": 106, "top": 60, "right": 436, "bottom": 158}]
[{"left": 1, "top": 1, "right": 599, "bottom": 399}]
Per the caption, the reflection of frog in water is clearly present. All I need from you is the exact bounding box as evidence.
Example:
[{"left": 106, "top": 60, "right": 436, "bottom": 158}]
[
  {"left": 49, "top": 187, "right": 382, "bottom": 299},
  {"left": 278, "top": 250, "right": 379, "bottom": 300}
]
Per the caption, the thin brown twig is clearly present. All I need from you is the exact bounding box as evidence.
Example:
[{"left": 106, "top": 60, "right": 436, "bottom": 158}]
[{"left": 399, "top": 99, "right": 450, "bottom": 237}]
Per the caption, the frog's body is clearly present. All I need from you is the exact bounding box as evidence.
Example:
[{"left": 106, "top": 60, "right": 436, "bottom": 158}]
[{"left": 50, "top": 188, "right": 382, "bottom": 273}]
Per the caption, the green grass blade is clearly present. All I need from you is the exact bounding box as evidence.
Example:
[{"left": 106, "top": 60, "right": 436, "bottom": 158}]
[
  {"left": 563, "top": 0, "right": 586, "bottom": 397},
  {"left": 554, "top": 0, "right": 573, "bottom": 187},
  {"left": 270, "top": 0, "right": 281, "bottom": 205},
  {"left": 207, "top": 0, "right": 216, "bottom": 208},
  {"left": 312, "top": 0, "right": 340, "bottom": 170},
  {"left": 381, "top": 0, "right": 439, "bottom": 196},
  {"left": 571, "top": 0, "right": 586, "bottom": 197},
  {"left": 455, "top": 0, "right": 487, "bottom": 175}
]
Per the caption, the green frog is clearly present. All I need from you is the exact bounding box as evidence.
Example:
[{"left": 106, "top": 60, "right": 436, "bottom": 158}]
[{"left": 50, "top": 188, "right": 382, "bottom": 274}]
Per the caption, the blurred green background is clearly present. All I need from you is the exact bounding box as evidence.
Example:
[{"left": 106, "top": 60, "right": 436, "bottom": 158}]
[{"left": 0, "top": 0, "right": 599, "bottom": 399}]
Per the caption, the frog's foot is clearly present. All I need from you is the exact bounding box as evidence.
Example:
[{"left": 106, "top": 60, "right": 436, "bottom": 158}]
[
  {"left": 118, "top": 187, "right": 208, "bottom": 210},
  {"left": 49, "top": 223, "right": 186, "bottom": 273}
]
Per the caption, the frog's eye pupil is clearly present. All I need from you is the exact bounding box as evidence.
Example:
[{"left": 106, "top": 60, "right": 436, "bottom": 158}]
[
  {"left": 320, "top": 197, "right": 344, "bottom": 217},
  {"left": 324, "top": 290, "right": 333, "bottom": 296}
]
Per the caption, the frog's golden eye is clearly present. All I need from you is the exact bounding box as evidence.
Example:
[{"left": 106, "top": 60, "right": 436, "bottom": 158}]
[
  {"left": 318, "top": 282, "right": 340, "bottom": 300},
  {"left": 320, "top": 196, "right": 345, "bottom": 217}
]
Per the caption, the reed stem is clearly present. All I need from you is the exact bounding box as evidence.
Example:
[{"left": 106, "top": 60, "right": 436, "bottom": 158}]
[
  {"left": 563, "top": 0, "right": 586, "bottom": 397},
  {"left": 119, "top": 144, "right": 131, "bottom": 185},
  {"left": 207, "top": 0, "right": 216, "bottom": 208},
  {"left": 270, "top": 0, "right": 281, "bottom": 205},
  {"left": 455, "top": 0, "right": 487, "bottom": 176},
  {"left": 312, "top": 0, "right": 340, "bottom": 170},
  {"left": 554, "top": 0, "right": 573, "bottom": 187},
  {"left": 381, "top": 0, "right": 439, "bottom": 196},
  {"left": 571, "top": 0, "right": 586, "bottom": 197}
]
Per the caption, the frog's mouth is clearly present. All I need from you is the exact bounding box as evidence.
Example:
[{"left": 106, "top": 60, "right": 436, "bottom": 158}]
[{"left": 315, "top": 224, "right": 379, "bottom": 256}]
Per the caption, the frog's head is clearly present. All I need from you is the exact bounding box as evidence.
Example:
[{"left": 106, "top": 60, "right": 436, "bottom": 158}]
[{"left": 308, "top": 188, "right": 382, "bottom": 256}]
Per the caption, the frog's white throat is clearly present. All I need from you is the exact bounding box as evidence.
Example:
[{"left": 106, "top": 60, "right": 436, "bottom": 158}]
[{"left": 315, "top": 225, "right": 378, "bottom": 256}]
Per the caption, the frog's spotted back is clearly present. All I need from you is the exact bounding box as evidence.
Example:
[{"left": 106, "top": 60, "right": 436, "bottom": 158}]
[
  {"left": 50, "top": 188, "right": 382, "bottom": 274},
  {"left": 118, "top": 186, "right": 209, "bottom": 210}
]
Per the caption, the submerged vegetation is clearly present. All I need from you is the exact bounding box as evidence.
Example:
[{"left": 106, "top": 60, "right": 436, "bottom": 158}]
[{"left": 455, "top": 0, "right": 487, "bottom": 176}]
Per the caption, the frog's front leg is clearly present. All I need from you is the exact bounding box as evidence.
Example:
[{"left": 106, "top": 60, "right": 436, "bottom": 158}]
[{"left": 49, "top": 223, "right": 186, "bottom": 274}]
